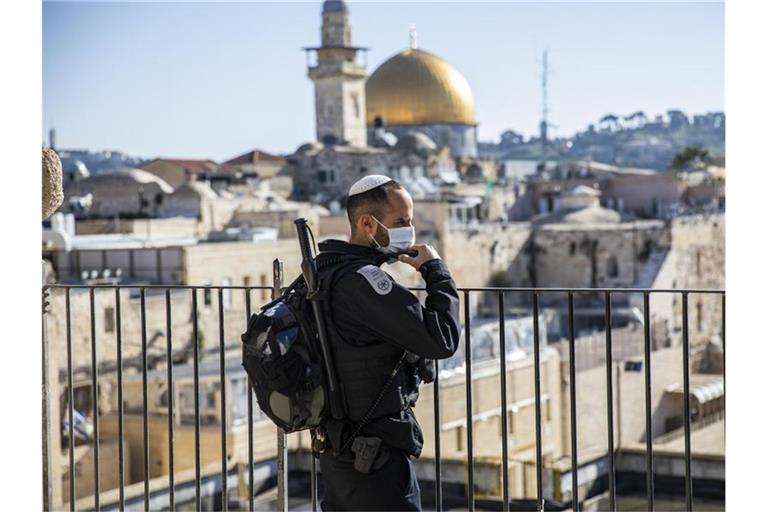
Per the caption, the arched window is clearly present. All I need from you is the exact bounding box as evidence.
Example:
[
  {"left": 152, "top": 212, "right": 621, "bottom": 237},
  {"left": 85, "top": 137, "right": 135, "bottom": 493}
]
[{"left": 607, "top": 255, "right": 619, "bottom": 278}]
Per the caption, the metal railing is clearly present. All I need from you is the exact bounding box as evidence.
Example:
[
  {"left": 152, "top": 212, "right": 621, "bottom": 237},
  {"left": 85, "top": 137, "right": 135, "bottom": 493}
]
[{"left": 42, "top": 263, "right": 725, "bottom": 512}]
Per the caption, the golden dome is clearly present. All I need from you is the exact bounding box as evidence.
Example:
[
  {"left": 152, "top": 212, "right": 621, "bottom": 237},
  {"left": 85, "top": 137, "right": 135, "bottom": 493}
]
[{"left": 366, "top": 48, "right": 476, "bottom": 126}]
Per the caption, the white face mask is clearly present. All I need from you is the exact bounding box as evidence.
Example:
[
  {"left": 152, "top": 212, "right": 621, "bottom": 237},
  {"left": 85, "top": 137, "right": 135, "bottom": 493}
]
[{"left": 369, "top": 216, "right": 415, "bottom": 252}]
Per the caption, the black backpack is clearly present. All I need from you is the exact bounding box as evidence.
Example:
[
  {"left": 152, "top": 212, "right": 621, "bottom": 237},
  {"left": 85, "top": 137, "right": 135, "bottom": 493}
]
[
  {"left": 240, "top": 253, "right": 412, "bottom": 439},
  {"left": 240, "top": 274, "right": 328, "bottom": 433}
]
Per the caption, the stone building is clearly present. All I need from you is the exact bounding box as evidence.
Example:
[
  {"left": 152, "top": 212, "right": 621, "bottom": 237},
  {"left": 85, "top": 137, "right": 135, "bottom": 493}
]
[
  {"left": 510, "top": 161, "right": 680, "bottom": 221},
  {"left": 141, "top": 158, "right": 220, "bottom": 188},
  {"left": 222, "top": 148, "right": 286, "bottom": 179},
  {"left": 61, "top": 168, "right": 174, "bottom": 219},
  {"left": 281, "top": 135, "right": 456, "bottom": 203}
]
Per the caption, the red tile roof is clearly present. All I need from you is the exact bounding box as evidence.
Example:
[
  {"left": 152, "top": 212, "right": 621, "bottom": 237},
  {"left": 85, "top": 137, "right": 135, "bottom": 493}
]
[
  {"left": 224, "top": 149, "right": 285, "bottom": 165},
  {"left": 158, "top": 158, "right": 217, "bottom": 167}
]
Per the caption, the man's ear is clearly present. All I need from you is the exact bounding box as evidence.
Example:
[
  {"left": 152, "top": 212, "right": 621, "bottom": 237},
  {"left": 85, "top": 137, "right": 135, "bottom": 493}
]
[{"left": 358, "top": 213, "right": 376, "bottom": 236}]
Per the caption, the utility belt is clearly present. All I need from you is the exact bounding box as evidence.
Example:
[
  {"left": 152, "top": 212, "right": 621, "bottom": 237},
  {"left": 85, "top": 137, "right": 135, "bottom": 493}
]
[{"left": 313, "top": 428, "right": 392, "bottom": 474}]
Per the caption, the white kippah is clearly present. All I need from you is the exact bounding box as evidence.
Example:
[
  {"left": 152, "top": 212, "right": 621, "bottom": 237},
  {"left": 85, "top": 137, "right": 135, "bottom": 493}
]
[{"left": 348, "top": 174, "right": 392, "bottom": 196}]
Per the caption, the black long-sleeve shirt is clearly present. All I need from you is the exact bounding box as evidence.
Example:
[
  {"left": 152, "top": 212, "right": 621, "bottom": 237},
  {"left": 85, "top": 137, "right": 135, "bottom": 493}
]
[{"left": 317, "top": 239, "right": 461, "bottom": 456}]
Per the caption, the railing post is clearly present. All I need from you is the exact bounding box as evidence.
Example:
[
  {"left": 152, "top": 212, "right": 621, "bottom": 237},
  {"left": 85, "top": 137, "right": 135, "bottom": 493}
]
[
  {"left": 273, "top": 259, "right": 288, "bottom": 512},
  {"left": 244, "top": 289, "right": 255, "bottom": 512},
  {"left": 42, "top": 287, "right": 54, "bottom": 511}
]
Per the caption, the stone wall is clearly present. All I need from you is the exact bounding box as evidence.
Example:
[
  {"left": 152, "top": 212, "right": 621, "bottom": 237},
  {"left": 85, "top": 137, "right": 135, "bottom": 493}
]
[
  {"left": 667, "top": 214, "right": 725, "bottom": 347},
  {"left": 532, "top": 221, "right": 669, "bottom": 290},
  {"left": 413, "top": 348, "right": 564, "bottom": 499},
  {"left": 559, "top": 344, "right": 692, "bottom": 468},
  {"left": 182, "top": 239, "right": 302, "bottom": 295}
]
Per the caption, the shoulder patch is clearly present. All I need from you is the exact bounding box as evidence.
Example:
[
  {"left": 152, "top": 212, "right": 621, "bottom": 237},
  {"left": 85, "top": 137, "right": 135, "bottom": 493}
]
[{"left": 356, "top": 265, "right": 393, "bottom": 295}]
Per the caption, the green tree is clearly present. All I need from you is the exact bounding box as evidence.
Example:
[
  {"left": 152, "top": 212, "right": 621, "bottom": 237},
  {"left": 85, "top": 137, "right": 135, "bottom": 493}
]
[{"left": 671, "top": 145, "right": 711, "bottom": 170}]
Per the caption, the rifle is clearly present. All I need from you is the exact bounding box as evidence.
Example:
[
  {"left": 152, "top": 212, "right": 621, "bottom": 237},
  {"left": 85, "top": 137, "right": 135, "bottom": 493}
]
[{"left": 294, "top": 218, "right": 346, "bottom": 420}]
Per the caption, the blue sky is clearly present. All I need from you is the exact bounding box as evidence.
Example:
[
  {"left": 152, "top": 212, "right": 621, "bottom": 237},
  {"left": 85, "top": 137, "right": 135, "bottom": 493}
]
[{"left": 43, "top": 1, "right": 724, "bottom": 161}]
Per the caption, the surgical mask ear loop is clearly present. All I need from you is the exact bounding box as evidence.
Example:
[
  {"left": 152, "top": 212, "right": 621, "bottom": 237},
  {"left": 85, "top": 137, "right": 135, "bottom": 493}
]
[{"left": 368, "top": 215, "right": 387, "bottom": 248}]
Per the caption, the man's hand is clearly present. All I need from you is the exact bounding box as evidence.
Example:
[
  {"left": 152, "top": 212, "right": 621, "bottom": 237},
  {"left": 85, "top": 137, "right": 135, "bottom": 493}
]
[{"left": 398, "top": 244, "right": 440, "bottom": 270}]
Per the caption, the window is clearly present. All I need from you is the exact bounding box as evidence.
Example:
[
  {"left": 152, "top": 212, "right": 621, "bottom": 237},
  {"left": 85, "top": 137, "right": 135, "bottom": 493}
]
[
  {"left": 203, "top": 281, "right": 212, "bottom": 307},
  {"left": 569, "top": 242, "right": 576, "bottom": 256},
  {"left": 456, "top": 426, "right": 464, "bottom": 451},
  {"left": 697, "top": 301, "right": 703, "bottom": 332},
  {"left": 607, "top": 256, "right": 619, "bottom": 278},
  {"left": 178, "top": 381, "right": 221, "bottom": 426},
  {"left": 260, "top": 273, "right": 269, "bottom": 302},
  {"left": 696, "top": 250, "right": 702, "bottom": 278},
  {"left": 317, "top": 169, "right": 336, "bottom": 184},
  {"left": 205, "top": 382, "right": 219, "bottom": 409},
  {"left": 351, "top": 92, "right": 360, "bottom": 118},
  {"left": 104, "top": 306, "right": 115, "bottom": 333}
]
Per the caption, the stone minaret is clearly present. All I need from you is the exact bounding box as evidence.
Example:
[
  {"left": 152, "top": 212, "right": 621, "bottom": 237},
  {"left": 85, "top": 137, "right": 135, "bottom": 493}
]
[{"left": 306, "top": 0, "right": 367, "bottom": 147}]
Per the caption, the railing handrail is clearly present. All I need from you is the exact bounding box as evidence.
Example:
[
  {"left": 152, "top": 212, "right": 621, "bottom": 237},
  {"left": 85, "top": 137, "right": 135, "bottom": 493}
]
[{"left": 43, "top": 283, "right": 725, "bottom": 294}]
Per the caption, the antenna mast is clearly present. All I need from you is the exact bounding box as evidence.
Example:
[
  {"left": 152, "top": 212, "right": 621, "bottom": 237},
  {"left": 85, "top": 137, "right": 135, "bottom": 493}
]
[{"left": 539, "top": 49, "right": 549, "bottom": 167}]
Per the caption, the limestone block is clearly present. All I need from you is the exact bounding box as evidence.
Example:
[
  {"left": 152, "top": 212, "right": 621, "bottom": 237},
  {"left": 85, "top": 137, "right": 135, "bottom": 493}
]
[{"left": 43, "top": 146, "right": 64, "bottom": 220}]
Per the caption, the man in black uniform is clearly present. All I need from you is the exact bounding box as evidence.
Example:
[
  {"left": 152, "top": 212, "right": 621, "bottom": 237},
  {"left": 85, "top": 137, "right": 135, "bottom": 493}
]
[{"left": 314, "top": 175, "right": 461, "bottom": 511}]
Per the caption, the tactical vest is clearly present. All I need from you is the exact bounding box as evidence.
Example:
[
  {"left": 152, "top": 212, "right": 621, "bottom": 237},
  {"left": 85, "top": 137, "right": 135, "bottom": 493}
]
[{"left": 317, "top": 255, "right": 420, "bottom": 422}]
